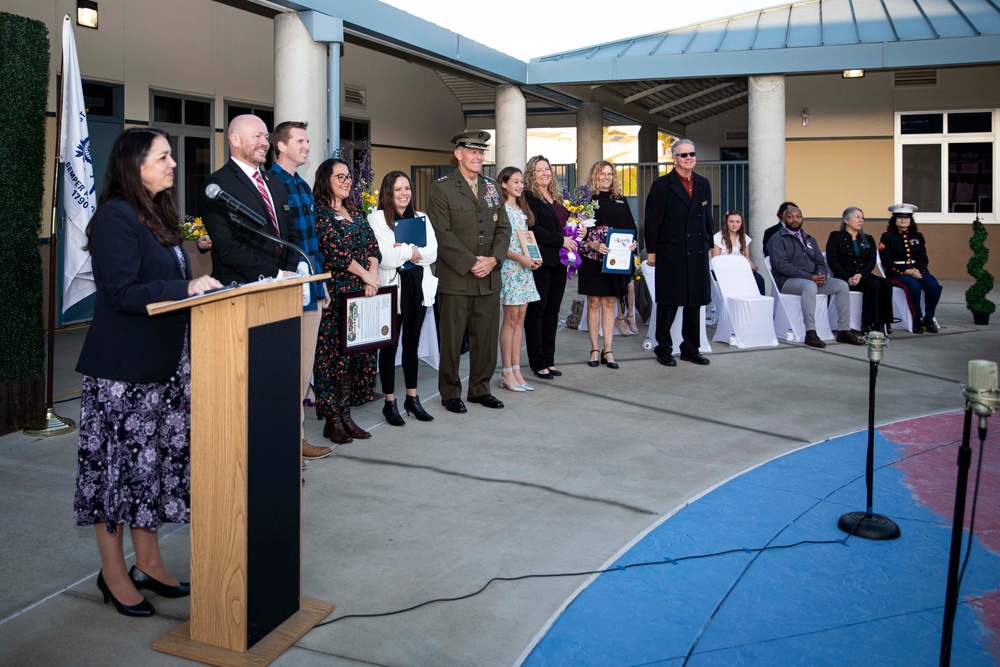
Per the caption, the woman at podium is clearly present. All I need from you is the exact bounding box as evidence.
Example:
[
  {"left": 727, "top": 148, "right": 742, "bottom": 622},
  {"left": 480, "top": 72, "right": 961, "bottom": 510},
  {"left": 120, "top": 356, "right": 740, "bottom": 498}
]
[
  {"left": 312, "top": 158, "right": 382, "bottom": 443},
  {"left": 74, "top": 128, "right": 221, "bottom": 617}
]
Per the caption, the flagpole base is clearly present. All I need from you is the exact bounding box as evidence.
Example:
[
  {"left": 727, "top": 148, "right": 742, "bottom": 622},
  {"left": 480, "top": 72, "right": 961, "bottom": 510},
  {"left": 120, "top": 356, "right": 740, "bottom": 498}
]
[{"left": 23, "top": 408, "right": 76, "bottom": 437}]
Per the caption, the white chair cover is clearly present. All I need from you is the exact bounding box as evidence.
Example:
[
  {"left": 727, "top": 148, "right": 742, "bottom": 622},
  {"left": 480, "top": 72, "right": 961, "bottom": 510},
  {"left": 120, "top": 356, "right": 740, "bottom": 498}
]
[
  {"left": 875, "top": 253, "right": 919, "bottom": 332},
  {"left": 394, "top": 307, "right": 440, "bottom": 370},
  {"left": 711, "top": 255, "right": 778, "bottom": 348},
  {"left": 763, "top": 257, "right": 834, "bottom": 342},
  {"left": 639, "top": 260, "right": 711, "bottom": 355}
]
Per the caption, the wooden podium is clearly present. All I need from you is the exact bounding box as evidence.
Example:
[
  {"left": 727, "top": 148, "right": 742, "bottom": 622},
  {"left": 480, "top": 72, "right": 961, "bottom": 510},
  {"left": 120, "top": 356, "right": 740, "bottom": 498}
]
[{"left": 147, "top": 275, "right": 334, "bottom": 666}]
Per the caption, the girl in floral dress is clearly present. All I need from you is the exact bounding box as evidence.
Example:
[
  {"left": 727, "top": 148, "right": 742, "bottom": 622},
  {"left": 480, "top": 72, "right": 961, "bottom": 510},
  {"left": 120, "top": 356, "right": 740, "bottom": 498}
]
[
  {"left": 497, "top": 167, "right": 541, "bottom": 392},
  {"left": 312, "top": 158, "right": 382, "bottom": 444}
]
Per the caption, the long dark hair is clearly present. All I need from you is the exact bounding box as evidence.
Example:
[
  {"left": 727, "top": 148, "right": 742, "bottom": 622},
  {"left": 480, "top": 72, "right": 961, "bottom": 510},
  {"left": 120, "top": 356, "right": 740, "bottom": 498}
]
[
  {"left": 312, "top": 157, "right": 356, "bottom": 213},
  {"left": 92, "top": 127, "right": 181, "bottom": 247},
  {"left": 377, "top": 170, "right": 415, "bottom": 229},
  {"left": 496, "top": 166, "right": 534, "bottom": 227},
  {"left": 721, "top": 210, "right": 747, "bottom": 255}
]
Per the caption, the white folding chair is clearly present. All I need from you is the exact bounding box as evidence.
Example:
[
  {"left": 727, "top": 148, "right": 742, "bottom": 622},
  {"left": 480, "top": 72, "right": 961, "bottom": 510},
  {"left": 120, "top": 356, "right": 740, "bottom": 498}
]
[
  {"left": 876, "top": 253, "right": 919, "bottom": 332},
  {"left": 822, "top": 253, "right": 863, "bottom": 331},
  {"left": 711, "top": 255, "right": 778, "bottom": 348},
  {"left": 763, "top": 257, "right": 834, "bottom": 342},
  {"left": 640, "top": 260, "right": 711, "bottom": 355}
]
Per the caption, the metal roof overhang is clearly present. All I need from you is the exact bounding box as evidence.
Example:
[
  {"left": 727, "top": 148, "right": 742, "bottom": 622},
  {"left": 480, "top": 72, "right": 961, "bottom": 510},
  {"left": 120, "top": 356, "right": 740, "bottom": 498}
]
[{"left": 527, "top": 35, "right": 1000, "bottom": 83}]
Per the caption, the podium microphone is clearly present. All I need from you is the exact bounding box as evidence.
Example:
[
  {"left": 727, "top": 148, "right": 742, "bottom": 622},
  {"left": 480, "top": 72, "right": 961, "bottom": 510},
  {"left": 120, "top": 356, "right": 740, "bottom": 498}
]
[
  {"left": 204, "top": 183, "right": 314, "bottom": 275},
  {"left": 940, "top": 360, "right": 998, "bottom": 666}
]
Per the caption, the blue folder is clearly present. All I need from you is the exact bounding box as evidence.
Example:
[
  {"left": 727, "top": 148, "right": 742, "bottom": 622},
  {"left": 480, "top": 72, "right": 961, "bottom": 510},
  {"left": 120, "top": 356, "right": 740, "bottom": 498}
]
[{"left": 393, "top": 216, "right": 426, "bottom": 271}]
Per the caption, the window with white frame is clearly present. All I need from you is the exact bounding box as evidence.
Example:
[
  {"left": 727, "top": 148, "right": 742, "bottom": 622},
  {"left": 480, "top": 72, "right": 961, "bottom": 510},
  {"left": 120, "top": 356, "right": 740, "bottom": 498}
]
[{"left": 895, "top": 110, "right": 995, "bottom": 220}]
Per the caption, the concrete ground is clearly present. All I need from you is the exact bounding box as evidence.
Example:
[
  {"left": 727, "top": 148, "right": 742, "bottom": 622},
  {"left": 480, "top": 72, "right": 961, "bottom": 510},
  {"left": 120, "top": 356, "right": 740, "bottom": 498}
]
[{"left": 0, "top": 279, "right": 997, "bottom": 666}]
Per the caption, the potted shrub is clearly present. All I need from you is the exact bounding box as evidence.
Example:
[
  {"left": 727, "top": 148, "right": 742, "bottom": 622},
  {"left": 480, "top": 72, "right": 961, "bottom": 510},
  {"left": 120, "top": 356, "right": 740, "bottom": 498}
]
[{"left": 966, "top": 217, "right": 995, "bottom": 325}]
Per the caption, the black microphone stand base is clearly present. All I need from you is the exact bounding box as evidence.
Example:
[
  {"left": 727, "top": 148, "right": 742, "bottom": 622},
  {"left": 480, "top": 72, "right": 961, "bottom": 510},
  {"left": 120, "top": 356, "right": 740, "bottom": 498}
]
[{"left": 838, "top": 511, "right": 901, "bottom": 540}]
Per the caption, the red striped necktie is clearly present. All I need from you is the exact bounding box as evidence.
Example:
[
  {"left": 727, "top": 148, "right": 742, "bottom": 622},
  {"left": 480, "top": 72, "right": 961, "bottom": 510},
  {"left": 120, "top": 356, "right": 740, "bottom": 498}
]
[{"left": 252, "top": 170, "right": 280, "bottom": 237}]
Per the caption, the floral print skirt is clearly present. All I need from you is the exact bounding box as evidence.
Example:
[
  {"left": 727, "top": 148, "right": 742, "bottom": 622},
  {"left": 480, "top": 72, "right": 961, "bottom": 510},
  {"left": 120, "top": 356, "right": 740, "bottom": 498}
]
[{"left": 74, "top": 340, "right": 191, "bottom": 535}]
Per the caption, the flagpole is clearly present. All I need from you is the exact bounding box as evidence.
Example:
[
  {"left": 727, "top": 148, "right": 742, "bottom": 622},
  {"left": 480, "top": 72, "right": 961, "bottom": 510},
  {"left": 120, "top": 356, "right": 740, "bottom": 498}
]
[{"left": 24, "top": 15, "right": 76, "bottom": 437}]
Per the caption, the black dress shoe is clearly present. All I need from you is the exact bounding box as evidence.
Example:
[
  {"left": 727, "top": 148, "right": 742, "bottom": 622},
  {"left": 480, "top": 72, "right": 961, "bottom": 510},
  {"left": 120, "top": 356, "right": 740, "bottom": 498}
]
[
  {"left": 467, "top": 393, "right": 504, "bottom": 409},
  {"left": 587, "top": 350, "right": 600, "bottom": 368},
  {"left": 679, "top": 352, "right": 711, "bottom": 365},
  {"left": 601, "top": 350, "right": 619, "bottom": 369},
  {"left": 923, "top": 316, "right": 938, "bottom": 333},
  {"left": 441, "top": 398, "right": 467, "bottom": 413},
  {"left": 129, "top": 565, "right": 190, "bottom": 598},
  {"left": 656, "top": 354, "right": 677, "bottom": 367},
  {"left": 533, "top": 369, "right": 554, "bottom": 380},
  {"left": 382, "top": 400, "right": 405, "bottom": 426},
  {"left": 547, "top": 368, "right": 562, "bottom": 377},
  {"left": 97, "top": 571, "right": 155, "bottom": 617},
  {"left": 911, "top": 320, "right": 924, "bottom": 334}
]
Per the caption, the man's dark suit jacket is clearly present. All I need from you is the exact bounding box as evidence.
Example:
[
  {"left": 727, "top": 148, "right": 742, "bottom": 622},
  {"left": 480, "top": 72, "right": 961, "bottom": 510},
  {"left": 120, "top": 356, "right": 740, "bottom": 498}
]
[
  {"left": 200, "top": 158, "right": 301, "bottom": 284},
  {"left": 76, "top": 199, "right": 193, "bottom": 383},
  {"left": 643, "top": 169, "right": 713, "bottom": 307}
]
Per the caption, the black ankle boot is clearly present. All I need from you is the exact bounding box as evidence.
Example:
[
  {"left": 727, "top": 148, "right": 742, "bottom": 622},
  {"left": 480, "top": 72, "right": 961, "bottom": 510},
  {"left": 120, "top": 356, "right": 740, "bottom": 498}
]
[
  {"left": 382, "top": 400, "right": 405, "bottom": 426},
  {"left": 403, "top": 394, "right": 434, "bottom": 421}
]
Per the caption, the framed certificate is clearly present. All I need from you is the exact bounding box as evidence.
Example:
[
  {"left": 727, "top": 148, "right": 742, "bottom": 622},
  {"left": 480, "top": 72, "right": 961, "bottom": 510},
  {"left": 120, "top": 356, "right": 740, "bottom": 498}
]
[
  {"left": 602, "top": 228, "right": 635, "bottom": 274},
  {"left": 516, "top": 229, "right": 542, "bottom": 262},
  {"left": 339, "top": 286, "right": 398, "bottom": 354}
]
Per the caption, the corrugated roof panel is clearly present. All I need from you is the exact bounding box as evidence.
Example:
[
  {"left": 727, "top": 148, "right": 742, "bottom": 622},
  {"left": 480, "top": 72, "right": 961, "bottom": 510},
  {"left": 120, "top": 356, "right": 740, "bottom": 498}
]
[
  {"left": 620, "top": 34, "right": 664, "bottom": 58},
  {"left": 881, "top": 0, "right": 940, "bottom": 39},
  {"left": 718, "top": 13, "right": 761, "bottom": 51},
  {"left": 685, "top": 19, "right": 731, "bottom": 52},
  {"left": 788, "top": 1, "right": 824, "bottom": 46},
  {"left": 955, "top": 0, "right": 1000, "bottom": 32},
  {"left": 854, "top": 0, "right": 900, "bottom": 41},
  {"left": 752, "top": 6, "right": 796, "bottom": 49},
  {"left": 821, "top": 0, "right": 862, "bottom": 44},
  {"left": 920, "top": 0, "right": 980, "bottom": 35},
  {"left": 652, "top": 26, "right": 702, "bottom": 55}
]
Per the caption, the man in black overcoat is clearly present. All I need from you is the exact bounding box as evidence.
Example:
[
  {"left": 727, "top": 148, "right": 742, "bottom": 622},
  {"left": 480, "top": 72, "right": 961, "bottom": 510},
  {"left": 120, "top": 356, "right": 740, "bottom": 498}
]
[{"left": 643, "top": 139, "right": 712, "bottom": 367}]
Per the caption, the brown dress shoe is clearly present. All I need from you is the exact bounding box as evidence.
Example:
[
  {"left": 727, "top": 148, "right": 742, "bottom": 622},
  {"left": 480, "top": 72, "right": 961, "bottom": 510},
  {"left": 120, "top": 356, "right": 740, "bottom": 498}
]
[
  {"left": 804, "top": 330, "right": 826, "bottom": 348},
  {"left": 302, "top": 439, "right": 333, "bottom": 460},
  {"left": 836, "top": 330, "right": 865, "bottom": 346}
]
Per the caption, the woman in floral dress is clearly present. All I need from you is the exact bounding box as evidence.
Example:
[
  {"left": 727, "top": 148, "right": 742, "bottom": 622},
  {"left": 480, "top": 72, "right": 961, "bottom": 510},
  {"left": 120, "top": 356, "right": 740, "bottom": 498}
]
[
  {"left": 75, "top": 128, "right": 221, "bottom": 617},
  {"left": 313, "top": 158, "right": 382, "bottom": 444},
  {"left": 497, "top": 167, "right": 541, "bottom": 392}
]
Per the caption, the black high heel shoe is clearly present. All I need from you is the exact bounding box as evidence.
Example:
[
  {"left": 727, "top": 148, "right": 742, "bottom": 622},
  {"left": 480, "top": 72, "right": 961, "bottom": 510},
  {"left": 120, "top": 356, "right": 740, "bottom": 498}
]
[
  {"left": 602, "top": 350, "right": 619, "bottom": 369},
  {"left": 97, "top": 570, "right": 155, "bottom": 616},
  {"left": 382, "top": 399, "right": 406, "bottom": 426},
  {"left": 587, "top": 349, "right": 600, "bottom": 368},
  {"left": 403, "top": 395, "right": 434, "bottom": 421},
  {"left": 128, "top": 565, "right": 190, "bottom": 599}
]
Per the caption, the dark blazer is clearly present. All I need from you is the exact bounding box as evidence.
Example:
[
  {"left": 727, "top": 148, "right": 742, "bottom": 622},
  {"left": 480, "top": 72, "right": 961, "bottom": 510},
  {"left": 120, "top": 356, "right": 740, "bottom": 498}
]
[
  {"left": 825, "top": 230, "right": 876, "bottom": 280},
  {"left": 76, "top": 199, "right": 193, "bottom": 383},
  {"left": 427, "top": 169, "right": 511, "bottom": 296},
  {"left": 761, "top": 223, "right": 781, "bottom": 258},
  {"left": 643, "top": 170, "right": 713, "bottom": 306},
  {"left": 878, "top": 229, "right": 930, "bottom": 277},
  {"left": 524, "top": 190, "right": 567, "bottom": 266},
  {"left": 200, "top": 159, "right": 300, "bottom": 285},
  {"left": 767, "top": 225, "right": 828, "bottom": 291}
]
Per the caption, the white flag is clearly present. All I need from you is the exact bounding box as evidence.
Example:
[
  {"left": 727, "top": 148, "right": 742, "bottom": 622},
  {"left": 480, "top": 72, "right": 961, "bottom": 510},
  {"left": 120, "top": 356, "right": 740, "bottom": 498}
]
[{"left": 60, "top": 15, "right": 97, "bottom": 312}]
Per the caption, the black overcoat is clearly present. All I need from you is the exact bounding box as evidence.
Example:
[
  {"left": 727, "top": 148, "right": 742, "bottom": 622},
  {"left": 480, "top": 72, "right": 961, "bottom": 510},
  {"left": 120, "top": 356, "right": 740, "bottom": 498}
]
[{"left": 643, "top": 170, "right": 713, "bottom": 306}]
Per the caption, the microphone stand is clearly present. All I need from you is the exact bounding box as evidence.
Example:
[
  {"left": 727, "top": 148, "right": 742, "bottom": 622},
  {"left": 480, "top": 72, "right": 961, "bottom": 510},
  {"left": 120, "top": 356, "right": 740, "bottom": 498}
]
[
  {"left": 837, "top": 331, "right": 901, "bottom": 540},
  {"left": 225, "top": 211, "right": 315, "bottom": 276},
  {"left": 939, "top": 370, "right": 996, "bottom": 667}
]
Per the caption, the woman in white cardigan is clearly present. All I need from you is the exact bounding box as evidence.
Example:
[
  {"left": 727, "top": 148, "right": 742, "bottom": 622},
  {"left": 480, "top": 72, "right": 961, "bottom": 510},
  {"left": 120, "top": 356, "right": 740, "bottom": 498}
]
[{"left": 367, "top": 170, "right": 439, "bottom": 425}]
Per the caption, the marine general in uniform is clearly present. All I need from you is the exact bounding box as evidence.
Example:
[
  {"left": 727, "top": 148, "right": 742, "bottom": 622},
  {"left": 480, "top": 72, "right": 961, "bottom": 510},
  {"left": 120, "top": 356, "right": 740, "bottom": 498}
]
[{"left": 428, "top": 131, "right": 512, "bottom": 413}]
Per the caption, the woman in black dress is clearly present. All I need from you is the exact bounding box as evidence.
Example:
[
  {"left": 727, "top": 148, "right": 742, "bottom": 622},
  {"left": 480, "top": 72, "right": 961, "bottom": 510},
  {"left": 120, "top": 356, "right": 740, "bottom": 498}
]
[
  {"left": 577, "top": 161, "right": 637, "bottom": 369},
  {"left": 826, "top": 206, "right": 893, "bottom": 334},
  {"left": 75, "top": 128, "right": 221, "bottom": 617},
  {"left": 523, "top": 155, "right": 577, "bottom": 380}
]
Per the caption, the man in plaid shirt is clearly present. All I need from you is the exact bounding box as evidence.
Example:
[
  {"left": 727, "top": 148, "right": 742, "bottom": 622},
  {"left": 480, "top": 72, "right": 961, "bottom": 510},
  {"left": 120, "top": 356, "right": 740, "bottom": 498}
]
[{"left": 269, "top": 121, "right": 333, "bottom": 463}]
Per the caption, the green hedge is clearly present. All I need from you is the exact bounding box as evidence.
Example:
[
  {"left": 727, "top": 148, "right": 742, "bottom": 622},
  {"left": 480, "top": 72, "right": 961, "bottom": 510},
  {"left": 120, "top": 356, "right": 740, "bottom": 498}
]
[{"left": 0, "top": 13, "right": 48, "bottom": 383}]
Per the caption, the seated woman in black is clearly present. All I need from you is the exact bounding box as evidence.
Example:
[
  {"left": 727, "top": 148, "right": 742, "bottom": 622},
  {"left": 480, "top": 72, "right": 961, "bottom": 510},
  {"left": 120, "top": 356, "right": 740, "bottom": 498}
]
[{"left": 825, "top": 206, "right": 893, "bottom": 334}]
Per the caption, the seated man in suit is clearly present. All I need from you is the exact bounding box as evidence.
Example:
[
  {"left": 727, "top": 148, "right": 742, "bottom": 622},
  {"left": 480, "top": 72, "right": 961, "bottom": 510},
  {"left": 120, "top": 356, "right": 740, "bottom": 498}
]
[
  {"left": 201, "top": 114, "right": 301, "bottom": 284},
  {"left": 767, "top": 204, "right": 863, "bottom": 349}
]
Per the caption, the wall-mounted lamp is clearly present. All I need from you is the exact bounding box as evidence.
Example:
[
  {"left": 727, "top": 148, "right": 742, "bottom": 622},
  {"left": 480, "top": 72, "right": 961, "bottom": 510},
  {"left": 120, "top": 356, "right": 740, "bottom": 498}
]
[
  {"left": 76, "top": 0, "right": 98, "bottom": 29},
  {"left": 843, "top": 69, "right": 865, "bottom": 79},
  {"left": 802, "top": 108, "right": 809, "bottom": 127}
]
